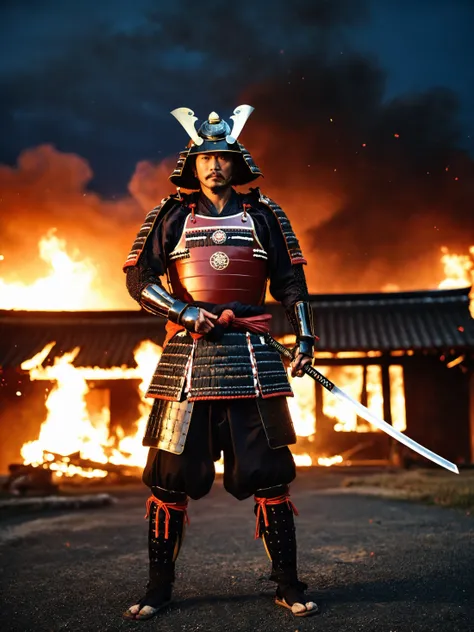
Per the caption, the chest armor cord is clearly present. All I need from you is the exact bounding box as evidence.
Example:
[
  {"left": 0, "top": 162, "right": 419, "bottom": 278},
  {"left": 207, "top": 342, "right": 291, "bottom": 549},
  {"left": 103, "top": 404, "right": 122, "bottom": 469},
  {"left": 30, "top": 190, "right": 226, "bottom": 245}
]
[{"left": 167, "top": 211, "right": 268, "bottom": 305}]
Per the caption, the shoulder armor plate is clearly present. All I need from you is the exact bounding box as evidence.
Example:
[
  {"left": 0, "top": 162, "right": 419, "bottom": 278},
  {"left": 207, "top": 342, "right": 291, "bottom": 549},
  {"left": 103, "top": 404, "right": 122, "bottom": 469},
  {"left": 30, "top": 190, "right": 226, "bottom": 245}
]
[
  {"left": 123, "top": 194, "right": 183, "bottom": 270},
  {"left": 251, "top": 188, "right": 307, "bottom": 265}
]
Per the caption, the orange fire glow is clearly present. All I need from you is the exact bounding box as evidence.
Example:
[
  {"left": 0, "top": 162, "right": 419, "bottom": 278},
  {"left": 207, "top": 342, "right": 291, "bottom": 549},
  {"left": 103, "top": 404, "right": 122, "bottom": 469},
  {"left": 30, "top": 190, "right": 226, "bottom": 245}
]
[
  {"left": 0, "top": 230, "right": 133, "bottom": 311},
  {"left": 286, "top": 373, "right": 317, "bottom": 466},
  {"left": 4, "top": 228, "right": 472, "bottom": 474},
  {"left": 317, "top": 454, "right": 343, "bottom": 467},
  {"left": 438, "top": 246, "right": 474, "bottom": 316},
  {"left": 20, "top": 340, "right": 161, "bottom": 477},
  {"left": 287, "top": 373, "right": 316, "bottom": 437}
]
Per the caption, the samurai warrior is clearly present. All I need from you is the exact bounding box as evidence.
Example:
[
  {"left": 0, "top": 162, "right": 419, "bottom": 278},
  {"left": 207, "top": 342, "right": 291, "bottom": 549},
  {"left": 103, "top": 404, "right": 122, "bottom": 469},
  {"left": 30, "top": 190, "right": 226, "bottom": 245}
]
[{"left": 122, "top": 105, "right": 319, "bottom": 620}]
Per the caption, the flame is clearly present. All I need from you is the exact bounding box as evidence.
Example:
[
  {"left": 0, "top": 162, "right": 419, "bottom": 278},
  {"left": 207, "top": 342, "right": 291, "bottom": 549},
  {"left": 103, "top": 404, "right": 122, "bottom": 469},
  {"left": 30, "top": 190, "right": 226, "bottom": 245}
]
[
  {"left": 20, "top": 340, "right": 161, "bottom": 477},
  {"left": 287, "top": 372, "right": 316, "bottom": 437},
  {"left": 285, "top": 367, "right": 316, "bottom": 466},
  {"left": 315, "top": 361, "right": 406, "bottom": 437},
  {"left": 438, "top": 246, "right": 473, "bottom": 288},
  {"left": 366, "top": 365, "right": 384, "bottom": 422},
  {"left": 11, "top": 238, "right": 473, "bottom": 475},
  {"left": 293, "top": 453, "right": 312, "bottom": 467},
  {"left": 0, "top": 230, "right": 132, "bottom": 311},
  {"left": 438, "top": 246, "right": 474, "bottom": 317},
  {"left": 389, "top": 365, "right": 406, "bottom": 432},
  {"left": 317, "top": 454, "right": 343, "bottom": 467},
  {"left": 320, "top": 365, "right": 364, "bottom": 432},
  {"left": 273, "top": 338, "right": 408, "bottom": 465}
]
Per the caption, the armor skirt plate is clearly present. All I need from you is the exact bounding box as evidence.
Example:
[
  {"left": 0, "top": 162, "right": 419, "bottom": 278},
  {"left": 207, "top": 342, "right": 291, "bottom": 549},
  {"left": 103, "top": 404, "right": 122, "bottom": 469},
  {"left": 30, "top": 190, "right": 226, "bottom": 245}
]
[
  {"left": 143, "top": 331, "right": 296, "bottom": 454},
  {"left": 146, "top": 331, "right": 293, "bottom": 401}
]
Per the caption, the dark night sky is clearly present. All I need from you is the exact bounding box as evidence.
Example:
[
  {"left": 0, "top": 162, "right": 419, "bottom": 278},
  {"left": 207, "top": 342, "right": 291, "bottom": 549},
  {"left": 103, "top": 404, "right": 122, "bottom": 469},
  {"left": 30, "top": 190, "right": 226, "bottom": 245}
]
[
  {"left": 1, "top": 0, "right": 473, "bottom": 295},
  {"left": 1, "top": 0, "right": 473, "bottom": 195}
]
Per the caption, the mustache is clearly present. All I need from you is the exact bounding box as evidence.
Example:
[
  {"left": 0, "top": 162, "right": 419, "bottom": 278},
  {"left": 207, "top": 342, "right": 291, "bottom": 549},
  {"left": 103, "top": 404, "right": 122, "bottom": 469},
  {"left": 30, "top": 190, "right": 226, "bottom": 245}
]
[{"left": 206, "top": 172, "right": 223, "bottom": 179}]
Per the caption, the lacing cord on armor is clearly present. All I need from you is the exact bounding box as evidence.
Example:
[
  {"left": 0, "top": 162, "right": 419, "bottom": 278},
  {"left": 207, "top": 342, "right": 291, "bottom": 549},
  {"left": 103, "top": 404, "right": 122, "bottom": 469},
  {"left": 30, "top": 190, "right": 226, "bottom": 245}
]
[
  {"left": 125, "top": 265, "right": 159, "bottom": 303},
  {"left": 253, "top": 493, "right": 299, "bottom": 539},
  {"left": 293, "top": 264, "right": 310, "bottom": 300},
  {"left": 164, "top": 309, "right": 273, "bottom": 345},
  {"left": 145, "top": 494, "right": 190, "bottom": 540}
]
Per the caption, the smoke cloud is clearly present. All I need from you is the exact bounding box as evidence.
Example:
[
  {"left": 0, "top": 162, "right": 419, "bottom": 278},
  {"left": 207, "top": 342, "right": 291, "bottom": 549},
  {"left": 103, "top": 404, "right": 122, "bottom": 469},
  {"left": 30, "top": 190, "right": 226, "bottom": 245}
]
[
  {"left": 241, "top": 56, "right": 474, "bottom": 291},
  {"left": 1, "top": 0, "right": 473, "bottom": 295}
]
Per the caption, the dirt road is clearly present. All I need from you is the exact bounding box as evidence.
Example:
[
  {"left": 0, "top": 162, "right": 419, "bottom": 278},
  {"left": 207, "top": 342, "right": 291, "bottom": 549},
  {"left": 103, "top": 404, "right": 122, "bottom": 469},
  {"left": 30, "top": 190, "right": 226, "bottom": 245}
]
[{"left": 1, "top": 471, "right": 473, "bottom": 631}]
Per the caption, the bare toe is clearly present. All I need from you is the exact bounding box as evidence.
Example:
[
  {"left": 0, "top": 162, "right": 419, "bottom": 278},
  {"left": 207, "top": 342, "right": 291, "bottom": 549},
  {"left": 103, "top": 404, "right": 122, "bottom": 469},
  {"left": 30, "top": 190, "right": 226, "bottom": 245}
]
[{"left": 136, "top": 605, "right": 159, "bottom": 619}]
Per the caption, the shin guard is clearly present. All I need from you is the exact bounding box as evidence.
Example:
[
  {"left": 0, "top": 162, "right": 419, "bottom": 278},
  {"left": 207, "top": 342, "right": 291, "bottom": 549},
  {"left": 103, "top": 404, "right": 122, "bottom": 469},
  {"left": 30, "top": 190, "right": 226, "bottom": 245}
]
[
  {"left": 254, "top": 488, "right": 300, "bottom": 586},
  {"left": 146, "top": 490, "right": 189, "bottom": 589}
]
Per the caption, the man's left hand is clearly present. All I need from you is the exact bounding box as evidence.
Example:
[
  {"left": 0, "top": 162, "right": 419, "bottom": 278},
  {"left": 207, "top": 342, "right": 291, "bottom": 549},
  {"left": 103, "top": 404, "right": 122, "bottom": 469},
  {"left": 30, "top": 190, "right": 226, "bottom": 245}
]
[{"left": 290, "top": 353, "right": 312, "bottom": 378}]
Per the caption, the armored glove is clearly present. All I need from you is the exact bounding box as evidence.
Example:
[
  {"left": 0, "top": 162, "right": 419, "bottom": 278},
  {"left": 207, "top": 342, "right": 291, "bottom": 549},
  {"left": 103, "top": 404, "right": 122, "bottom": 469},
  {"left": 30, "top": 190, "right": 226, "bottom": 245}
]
[{"left": 140, "top": 284, "right": 200, "bottom": 331}]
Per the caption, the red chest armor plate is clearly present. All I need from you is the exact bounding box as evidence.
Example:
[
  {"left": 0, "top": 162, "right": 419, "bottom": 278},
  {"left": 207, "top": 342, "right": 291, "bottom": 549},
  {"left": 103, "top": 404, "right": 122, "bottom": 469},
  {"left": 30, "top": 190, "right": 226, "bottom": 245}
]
[{"left": 167, "top": 211, "right": 268, "bottom": 305}]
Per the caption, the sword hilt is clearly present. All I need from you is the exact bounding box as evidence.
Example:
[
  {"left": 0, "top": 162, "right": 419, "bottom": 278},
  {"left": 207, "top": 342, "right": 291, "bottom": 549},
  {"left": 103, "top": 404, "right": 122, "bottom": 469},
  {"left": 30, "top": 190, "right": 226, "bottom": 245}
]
[{"left": 264, "top": 333, "right": 334, "bottom": 391}]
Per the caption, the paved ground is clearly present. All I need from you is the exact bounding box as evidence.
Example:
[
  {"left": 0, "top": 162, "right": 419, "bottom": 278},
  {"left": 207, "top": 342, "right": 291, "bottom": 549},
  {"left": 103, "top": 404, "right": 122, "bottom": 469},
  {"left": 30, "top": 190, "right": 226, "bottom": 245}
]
[{"left": 0, "top": 470, "right": 473, "bottom": 632}]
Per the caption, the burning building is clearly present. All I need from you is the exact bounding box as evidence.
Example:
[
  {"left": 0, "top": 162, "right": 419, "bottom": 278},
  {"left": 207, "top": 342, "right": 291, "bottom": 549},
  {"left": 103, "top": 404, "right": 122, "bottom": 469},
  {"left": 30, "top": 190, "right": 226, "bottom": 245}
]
[
  {"left": 1, "top": 284, "right": 473, "bottom": 481},
  {"left": 1, "top": 23, "right": 474, "bottom": 483}
]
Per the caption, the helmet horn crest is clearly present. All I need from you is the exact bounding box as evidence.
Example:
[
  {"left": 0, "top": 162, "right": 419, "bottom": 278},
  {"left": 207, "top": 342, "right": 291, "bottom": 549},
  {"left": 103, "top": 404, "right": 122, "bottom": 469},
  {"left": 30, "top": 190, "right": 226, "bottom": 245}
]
[
  {"left": 170, "top": 107, "right": 204, "bottom": 146},
  {"left": 226, "top": 104, "right": 254, "bottom": 144}
]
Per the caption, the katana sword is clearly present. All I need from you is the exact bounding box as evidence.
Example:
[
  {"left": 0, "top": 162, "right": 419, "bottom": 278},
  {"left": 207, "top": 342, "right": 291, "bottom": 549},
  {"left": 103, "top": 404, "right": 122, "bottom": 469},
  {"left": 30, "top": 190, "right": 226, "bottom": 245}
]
[{"left": 265, "top": 334, "right": 459, "bottom": 474}]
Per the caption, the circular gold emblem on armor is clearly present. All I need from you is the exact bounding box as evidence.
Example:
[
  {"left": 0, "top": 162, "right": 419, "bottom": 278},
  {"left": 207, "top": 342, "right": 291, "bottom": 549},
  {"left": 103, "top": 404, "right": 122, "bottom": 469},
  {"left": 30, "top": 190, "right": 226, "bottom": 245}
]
[
  {"left": 210, "top": 251, "right": 229, "bottom": 271},
  {"left": 211, "top": 229, "right": 227, "bottom": 244}
]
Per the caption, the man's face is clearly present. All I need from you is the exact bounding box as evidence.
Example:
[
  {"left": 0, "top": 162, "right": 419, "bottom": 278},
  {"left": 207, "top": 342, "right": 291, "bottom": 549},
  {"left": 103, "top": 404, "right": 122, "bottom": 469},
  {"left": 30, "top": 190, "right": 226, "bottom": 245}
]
[{"left": 194, "top": 152, "right": 233, "bottom": 192}]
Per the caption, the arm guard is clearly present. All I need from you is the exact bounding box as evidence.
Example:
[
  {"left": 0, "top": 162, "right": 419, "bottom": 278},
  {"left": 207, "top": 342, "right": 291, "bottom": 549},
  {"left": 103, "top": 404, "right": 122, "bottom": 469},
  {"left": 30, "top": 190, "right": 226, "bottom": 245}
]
[
  {"left": 140, "top": 284, "right": 200, "bottom": 330},
  {"left": 293, "top": 301, "right": 316, "bottom": 358},
  {"left": 284, "top": 264, "right": 316, "bottom": 357}
]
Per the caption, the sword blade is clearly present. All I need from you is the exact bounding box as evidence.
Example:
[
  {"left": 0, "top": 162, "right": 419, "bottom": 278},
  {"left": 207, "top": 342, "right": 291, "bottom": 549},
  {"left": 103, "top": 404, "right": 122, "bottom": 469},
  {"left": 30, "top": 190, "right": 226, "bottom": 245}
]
[
  {"left": 264, "top": 334, "right": 459, "bottom": 474},
  {"left": 331, "top": 385, "right": 459, "bottom": 474}
]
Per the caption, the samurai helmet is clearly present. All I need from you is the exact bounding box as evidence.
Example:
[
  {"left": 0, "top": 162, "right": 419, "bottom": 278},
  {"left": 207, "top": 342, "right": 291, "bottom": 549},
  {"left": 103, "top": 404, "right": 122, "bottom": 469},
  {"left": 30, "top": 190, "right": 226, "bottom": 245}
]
[{"left": 169, "top": 105, "right": 263, "bottom": 190}]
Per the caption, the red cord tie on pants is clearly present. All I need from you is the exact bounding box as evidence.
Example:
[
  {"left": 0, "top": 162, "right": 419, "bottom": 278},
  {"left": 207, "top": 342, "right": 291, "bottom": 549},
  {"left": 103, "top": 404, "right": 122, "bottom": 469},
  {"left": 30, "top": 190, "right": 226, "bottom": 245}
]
[
  {"left": 253, "top": 493, "right": 299, "bottom": 539},
  {"left": 145, "top": 494, "right": 190, "bottom": 540}
]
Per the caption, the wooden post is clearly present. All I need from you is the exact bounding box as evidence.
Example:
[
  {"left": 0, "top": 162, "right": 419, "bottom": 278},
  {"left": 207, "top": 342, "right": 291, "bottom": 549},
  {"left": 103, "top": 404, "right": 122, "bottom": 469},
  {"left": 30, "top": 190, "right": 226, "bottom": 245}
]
[
  {"left": 381, "top": 361, "right": 392, "bottom": 426},
  {"left": 381, "top": 359, "right": 397, "bottom": 465},
  {"left": 361, "top": 365, "right": 368, "bottom": 408}
]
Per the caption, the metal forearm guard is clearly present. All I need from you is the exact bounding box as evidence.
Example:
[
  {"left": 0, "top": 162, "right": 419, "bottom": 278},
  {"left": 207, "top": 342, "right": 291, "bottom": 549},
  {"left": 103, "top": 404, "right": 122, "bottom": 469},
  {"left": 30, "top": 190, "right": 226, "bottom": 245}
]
[
  {"left": 293, "top": 301, "right": 316, "bottom": 358},
  {"left": 140, "top": 284, "right": 200, "bottom": 330}
]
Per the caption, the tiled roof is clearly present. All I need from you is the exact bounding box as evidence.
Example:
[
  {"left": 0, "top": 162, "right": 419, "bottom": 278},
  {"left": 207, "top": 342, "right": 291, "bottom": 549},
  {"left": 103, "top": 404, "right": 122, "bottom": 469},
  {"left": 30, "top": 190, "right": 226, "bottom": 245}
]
[
  {"left": 0, "top": 287, "right": 472, "bottom": 369},
  {"left": 270, "top": 286, "right": 474, "bottom": 352},
  {"left": 0, "top": 312, "right": 164, "bottom": 370}
]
